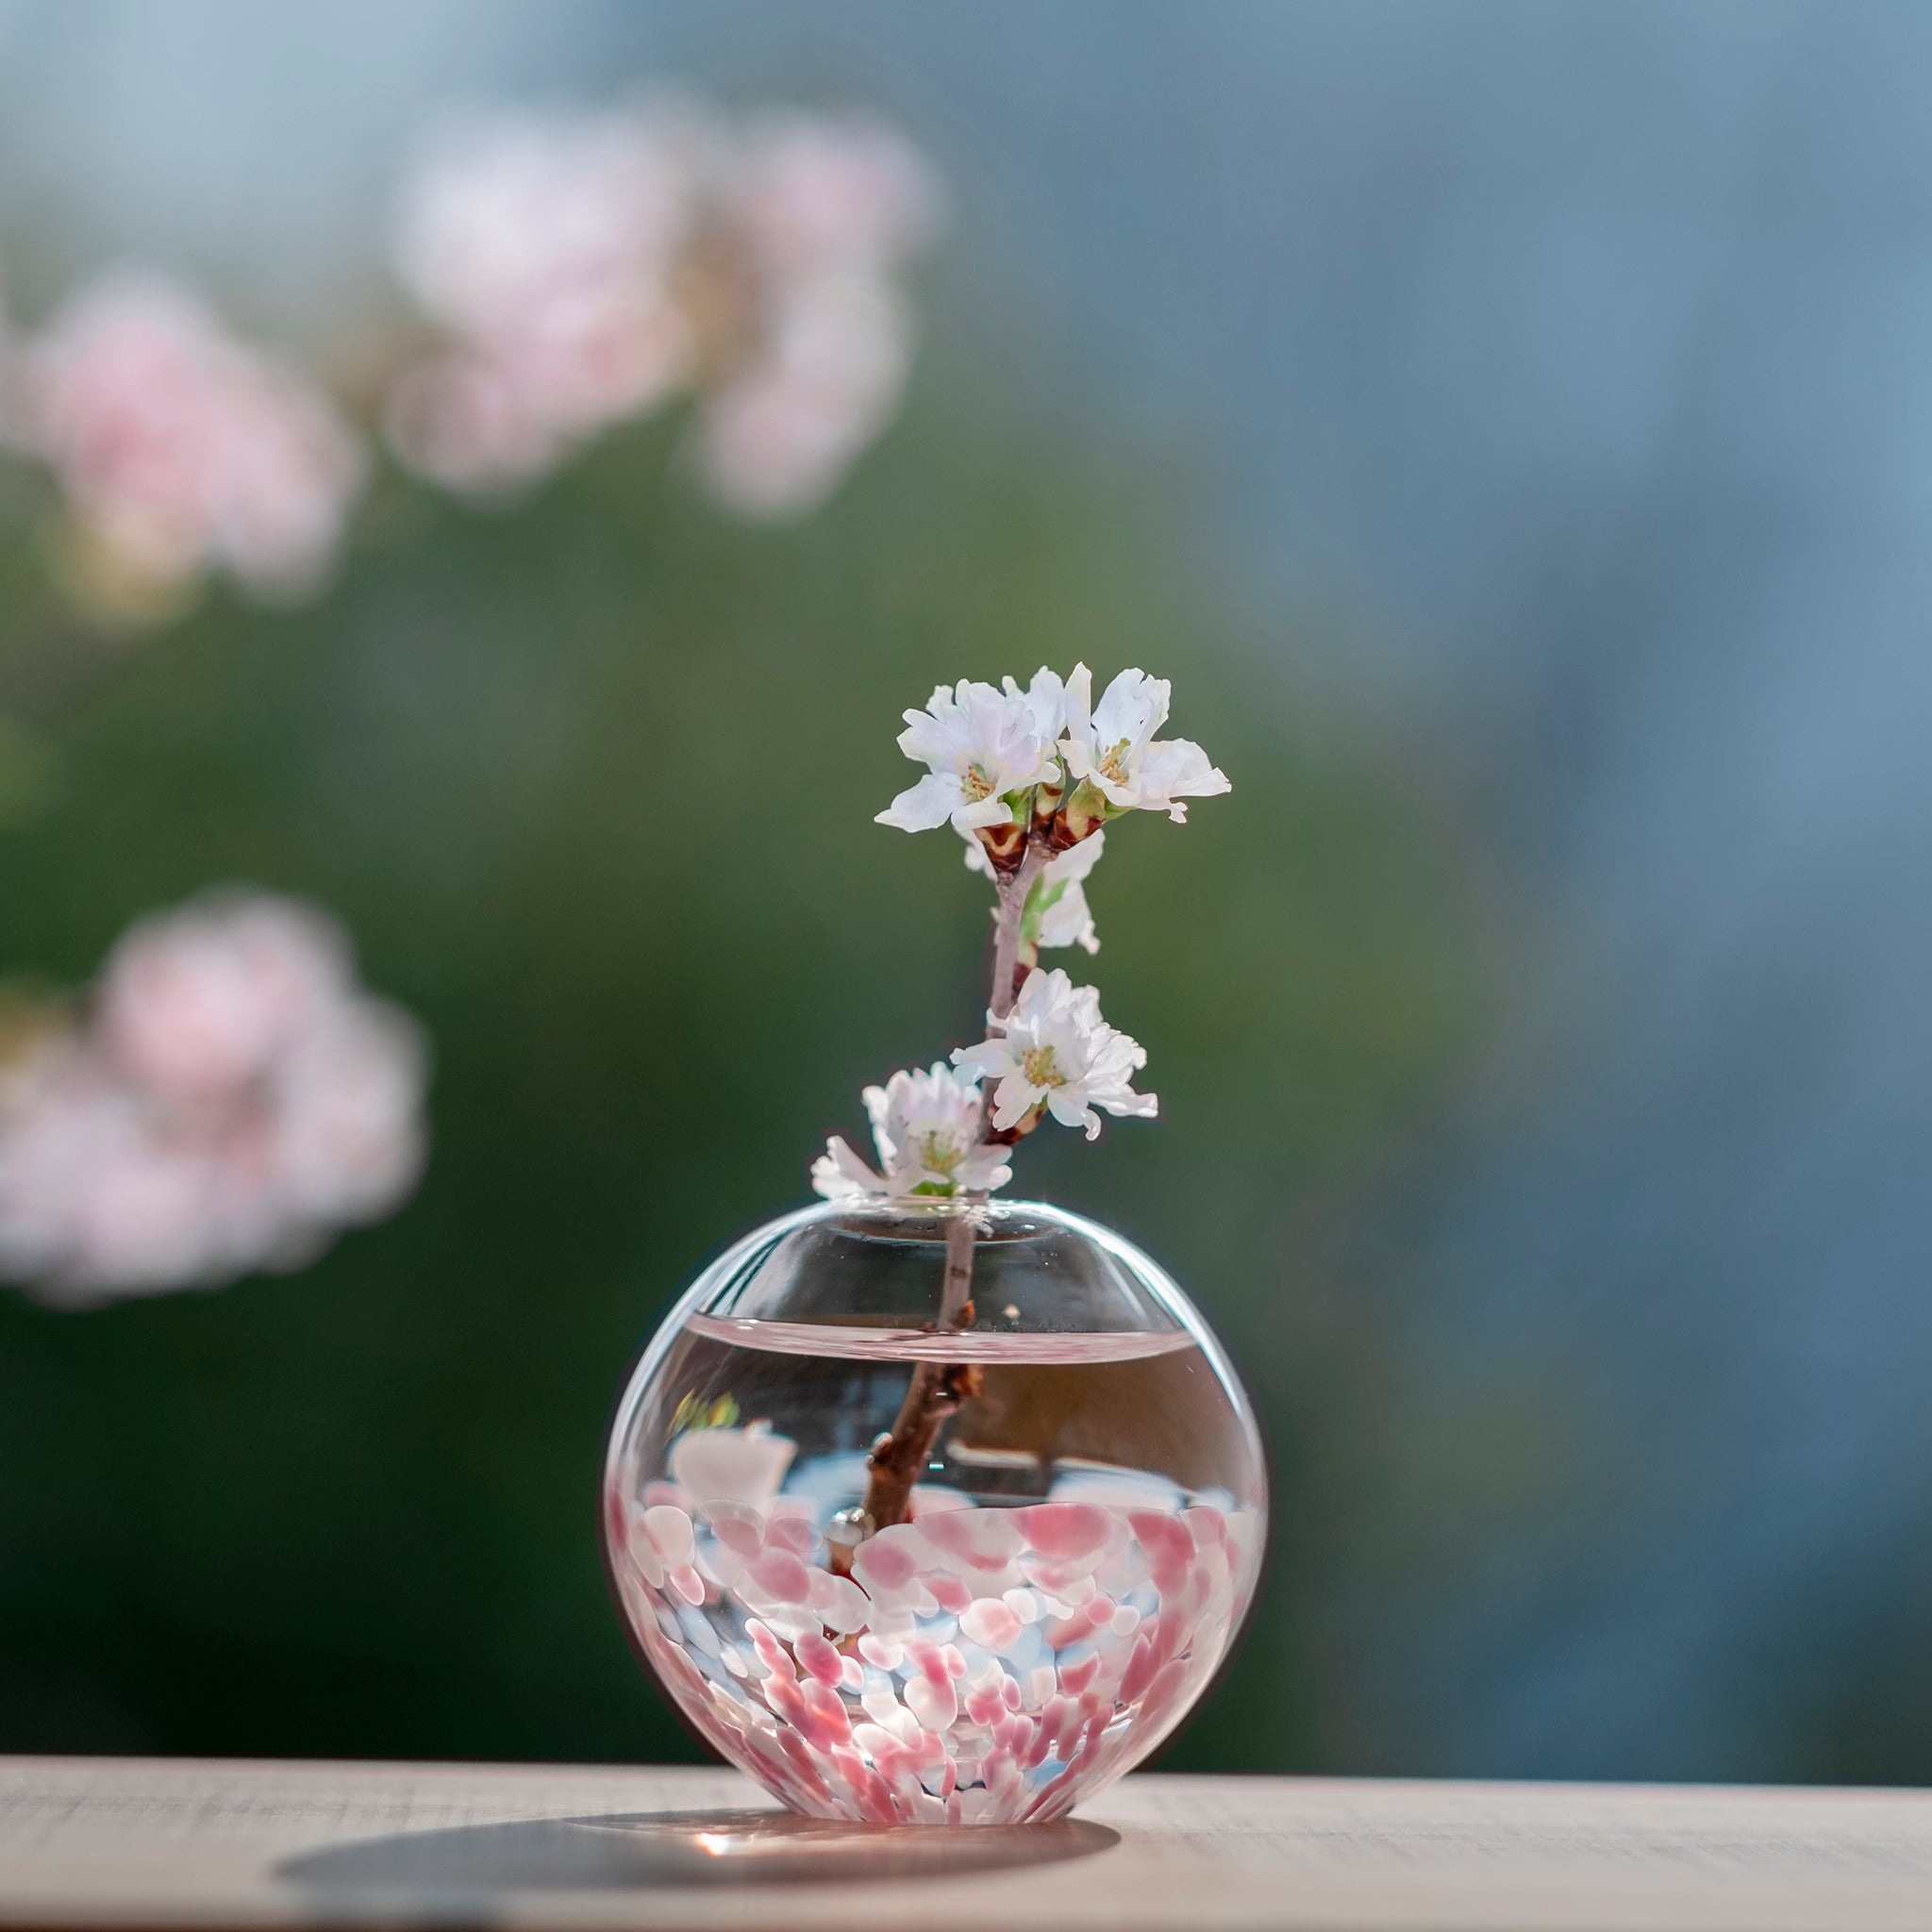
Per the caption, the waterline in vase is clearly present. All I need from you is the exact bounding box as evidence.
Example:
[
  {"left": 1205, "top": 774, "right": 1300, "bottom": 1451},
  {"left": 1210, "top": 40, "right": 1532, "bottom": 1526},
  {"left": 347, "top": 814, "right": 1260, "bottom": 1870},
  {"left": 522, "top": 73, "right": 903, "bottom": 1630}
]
[{"left": 682, "top": 1313, "right": 1197, "bottom": 1364}]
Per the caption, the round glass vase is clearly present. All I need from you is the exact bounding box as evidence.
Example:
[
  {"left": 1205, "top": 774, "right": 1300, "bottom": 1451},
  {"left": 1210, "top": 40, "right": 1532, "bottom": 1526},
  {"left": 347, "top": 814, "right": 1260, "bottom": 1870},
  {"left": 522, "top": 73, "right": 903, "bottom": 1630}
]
[{"left": 601, "top": 1197, "right": 1267, "bottom": 1826}]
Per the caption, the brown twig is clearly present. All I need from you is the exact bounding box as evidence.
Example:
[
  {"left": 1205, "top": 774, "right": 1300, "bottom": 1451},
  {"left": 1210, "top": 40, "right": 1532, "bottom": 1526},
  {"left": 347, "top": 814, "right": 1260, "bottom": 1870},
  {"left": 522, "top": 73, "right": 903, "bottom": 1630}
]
[
  {"left": 852, "top": 835, "right": 1045, "bottom": 1536},
  {"left": 989, "top": 841, "right": 1047, "bottom": 1022},
  {"left": 852, "top": 1211, "right": 983, "bottom": 1533}
]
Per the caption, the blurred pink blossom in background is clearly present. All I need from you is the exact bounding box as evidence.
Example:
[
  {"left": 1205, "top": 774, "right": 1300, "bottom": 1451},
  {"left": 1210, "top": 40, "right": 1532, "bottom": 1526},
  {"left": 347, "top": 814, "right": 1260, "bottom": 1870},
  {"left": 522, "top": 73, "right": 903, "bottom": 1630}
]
[
  {"left": 0, "top": 892, "right": 427, "bottom": 1307},
  {"left": 8, "top": 275, "right": 365, "bottom": 611},
  {"left": 385, "top": 106, "right": 703, "bottom": 490},
  {"left": 694, "top": 112, "right": 937, "bottom": 516},
  {"left": 387, "top": 99, "right": 938, "bottom": 515}
]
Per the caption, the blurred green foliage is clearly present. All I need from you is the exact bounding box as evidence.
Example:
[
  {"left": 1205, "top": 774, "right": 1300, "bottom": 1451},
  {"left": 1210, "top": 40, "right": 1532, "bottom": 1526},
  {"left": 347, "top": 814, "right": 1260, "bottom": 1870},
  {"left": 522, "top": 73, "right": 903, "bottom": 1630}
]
[{"left": 0, "top": 349, "right": 1491, "bottom": 1769}]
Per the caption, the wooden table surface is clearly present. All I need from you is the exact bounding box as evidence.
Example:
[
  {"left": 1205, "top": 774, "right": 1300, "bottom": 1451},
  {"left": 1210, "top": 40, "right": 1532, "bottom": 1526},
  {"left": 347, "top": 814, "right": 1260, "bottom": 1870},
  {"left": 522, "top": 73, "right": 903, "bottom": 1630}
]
[{"left": 4, "top": 1756, "right": 1932, "bottom": 1931}]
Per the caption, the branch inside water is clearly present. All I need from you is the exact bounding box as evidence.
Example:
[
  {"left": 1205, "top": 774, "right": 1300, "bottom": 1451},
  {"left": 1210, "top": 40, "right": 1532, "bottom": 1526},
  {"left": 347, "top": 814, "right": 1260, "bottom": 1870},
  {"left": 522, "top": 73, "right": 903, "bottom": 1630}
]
[{"left": 852, "top": 837, "right": 1042, "bottom": 1537}]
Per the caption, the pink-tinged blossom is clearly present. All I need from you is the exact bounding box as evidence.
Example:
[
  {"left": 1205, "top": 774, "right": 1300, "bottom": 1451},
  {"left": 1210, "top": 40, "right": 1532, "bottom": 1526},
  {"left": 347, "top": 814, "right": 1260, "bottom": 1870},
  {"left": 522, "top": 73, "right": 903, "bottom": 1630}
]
[
  {"left": 386, "top": 108, "right": 702, "bottom": 488},
  {"left": 724, "top": 115, "right": 937, "bottom": 281},
  {"left": 98, "top": 895, "right": 351, "bottom": 1104},
  {"left": 0, "top": 891, "right": 426, "bottom": 1307},
  {"left": 953, "top": 967, "right": 1156, "bottom": 1141},
  {"left": 694, "top": 115, "right": 937, "bottom": 517},
  {"left": 387, "top": 102, "right": 938, "bottom": 515},
  {"left": 15, "top": 273, "right": 364, "bottom": 605},
  {"left": 266, "top": 999, "right": 427, "bottom": 1227},
  {"left": 693, "top": 269, "right": 909, "bottom": 517},
  {"left": 1058, "top": 664, "right": 1230, "bottom": 823},
  {"left": 811, "top": 1061, "right": 1009, "bottom": 1201},
  {"left": 877, "top": 680, "right": 1059, "bottom": 837}
]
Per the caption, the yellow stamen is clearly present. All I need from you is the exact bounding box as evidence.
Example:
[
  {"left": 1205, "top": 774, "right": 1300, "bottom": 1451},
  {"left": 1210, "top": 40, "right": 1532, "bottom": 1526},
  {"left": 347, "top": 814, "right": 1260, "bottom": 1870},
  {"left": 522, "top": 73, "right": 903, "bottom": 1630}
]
[{"left": 1021, "top": 1044, "right": 1065, "bottom": 1088}]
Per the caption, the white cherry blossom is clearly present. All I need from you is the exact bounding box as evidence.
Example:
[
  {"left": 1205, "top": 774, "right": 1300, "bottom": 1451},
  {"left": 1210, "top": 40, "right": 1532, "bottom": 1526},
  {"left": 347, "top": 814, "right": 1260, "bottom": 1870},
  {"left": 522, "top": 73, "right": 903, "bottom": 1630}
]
[
  {"left": 964, "top": 824, "right": 1104, "bottom": 954},
  {"left": 952, "top": 968, "right": 1156, "bottom": 1141},
  {"left": 875, "top": 680, "right": 1058, "bottom": 836},
  {"left": 1058, "top": 663, "right": 1230, "bottom": 823},
  {"left": 810, "top": 1061, "right": 1010, "bottom": 1200}
]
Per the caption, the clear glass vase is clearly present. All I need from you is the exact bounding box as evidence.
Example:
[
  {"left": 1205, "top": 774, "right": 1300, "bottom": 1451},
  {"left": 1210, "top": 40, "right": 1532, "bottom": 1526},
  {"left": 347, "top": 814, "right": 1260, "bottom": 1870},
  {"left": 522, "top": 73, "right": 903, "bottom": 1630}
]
[{"left": 601, "top": 1197, "right": 1267, "bottom": 1825}]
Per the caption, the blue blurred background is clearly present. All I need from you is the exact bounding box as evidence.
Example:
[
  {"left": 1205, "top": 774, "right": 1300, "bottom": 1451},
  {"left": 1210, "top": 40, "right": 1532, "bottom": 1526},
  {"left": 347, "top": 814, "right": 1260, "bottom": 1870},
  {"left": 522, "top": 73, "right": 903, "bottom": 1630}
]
[{"left": 2, "top": 0, "right": 1929, "bottom": 1785}]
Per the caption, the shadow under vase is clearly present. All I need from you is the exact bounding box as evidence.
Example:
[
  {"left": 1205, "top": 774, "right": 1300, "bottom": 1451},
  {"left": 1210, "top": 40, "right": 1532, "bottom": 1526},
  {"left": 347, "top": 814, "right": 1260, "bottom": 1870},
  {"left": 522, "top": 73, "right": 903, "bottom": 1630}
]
[{"left": 279, "top": 1806, "right": 1119, "bottom": 1898}]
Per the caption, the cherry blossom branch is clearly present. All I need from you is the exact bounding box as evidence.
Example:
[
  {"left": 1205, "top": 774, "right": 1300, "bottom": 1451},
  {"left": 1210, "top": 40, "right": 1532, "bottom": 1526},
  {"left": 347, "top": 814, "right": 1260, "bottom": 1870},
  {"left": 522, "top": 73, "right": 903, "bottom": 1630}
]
[
  {"left": 855, "top": 841, "right": 1041, "bottom": 1536},
  {"left": 969, "top": 838, "right": 1051, "bottom": 1158},
  {"left": 988, "top": 841, "right": 1047, "bottom": 1026},
  {"left": 835, "top": 665, "right": 1228, "bottom": 1540}
]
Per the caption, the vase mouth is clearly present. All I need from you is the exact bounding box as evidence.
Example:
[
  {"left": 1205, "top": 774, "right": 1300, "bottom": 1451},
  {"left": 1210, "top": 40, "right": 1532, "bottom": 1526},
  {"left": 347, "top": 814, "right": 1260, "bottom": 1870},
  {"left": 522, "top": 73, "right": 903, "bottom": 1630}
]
[
  {"left": 822, "top": 1194, "right": 1077, "bottom": 1241},
  {"left": 677, "top": 1194, "right": 1208, "bottom": 1349}
]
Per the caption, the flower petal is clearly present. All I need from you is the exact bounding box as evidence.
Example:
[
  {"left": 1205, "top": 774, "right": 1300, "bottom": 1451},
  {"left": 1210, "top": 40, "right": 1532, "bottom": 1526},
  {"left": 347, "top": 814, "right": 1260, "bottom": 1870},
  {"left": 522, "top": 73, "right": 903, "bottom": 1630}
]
[
  {"left": 950, "top": 794, "right": 1015, "bottom": 832},
  {"left": 958, "top": 1146, "right": 1013, "bottom": 1192},
  {"left": 951, "top": 1039, "right": 1016, "bottom": 1079},
  {"left": 875, "top": 771, "right": 963, "bottom": 832},
  {"left": 1091, "top": 669, "right": 1169, "bottom": 748},
  {"left": 810, "top": 1136, "right": 885, "bottom": 1199},
  {"left": 1139, "top": 736, "right": 1230, "bottom": 804},
  {"left": 990, "top": 1074, "right": 1040, "bottom": 1129}
]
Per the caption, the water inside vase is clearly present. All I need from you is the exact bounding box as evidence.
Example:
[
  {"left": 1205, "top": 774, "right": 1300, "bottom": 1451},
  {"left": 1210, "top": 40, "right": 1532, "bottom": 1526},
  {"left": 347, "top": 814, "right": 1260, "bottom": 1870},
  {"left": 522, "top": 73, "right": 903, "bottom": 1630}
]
[{"left": 606, "top": 1308, "right": 1262, "bottom": 1825}]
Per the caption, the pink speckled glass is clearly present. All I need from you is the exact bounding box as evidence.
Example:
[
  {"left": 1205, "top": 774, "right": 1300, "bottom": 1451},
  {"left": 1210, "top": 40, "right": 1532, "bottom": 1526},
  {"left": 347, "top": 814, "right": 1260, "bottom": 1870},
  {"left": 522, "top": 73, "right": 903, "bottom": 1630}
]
[{"left": 602, "top": 1199, "right": 1266, "bottom": 1825}]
